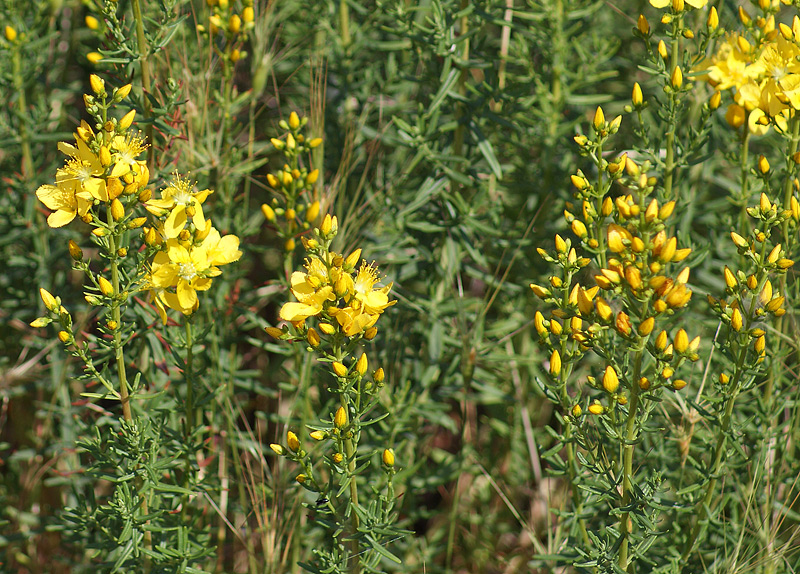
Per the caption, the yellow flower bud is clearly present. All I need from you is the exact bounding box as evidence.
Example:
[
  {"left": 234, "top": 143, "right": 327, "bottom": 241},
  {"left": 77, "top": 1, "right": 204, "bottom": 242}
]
[
  {"left": 115, "top": 84, "right": 132, "bottom": 101},
  {"left": 4, "top": 25, "right": 17, "bottom": 42},
  {"left": 638, "top": 14, "right": 650, "bottom": 35},
  {"left": 284, "top": 238, "right": 296, "bottom": 252},
  {"left": 373, "top": 368, "right": 385, "bottom": 384},
  {"left": 674, "top": 329, "right": 689, "bottom": 353},
  {"left": 68, "top": 240, "right": 83, "bottom": 261},
  {"left": 89, "top": 74, "right": 105, "bottom": 95},
  {"left": 270, "top": 444, "right": 284, "bottom": 455},
  {"left": 671, "top": 66, "right": 683, "bottom": 90},
  {"left": 616, "top": 312, "right": 632, "bottom": 336},
  {"left": 708, "top": 7, "right": 718, "bottom": 29},
  {"left": 58, "top": 330, "right": 71, "bottom": 344},
  {"left": 593, "top": 106, "right": 605, "bottom": 131},
  {"left": 335, "top": 406, "right": 348, "bottom": 429},
  {"left": 595, "top": 297, "right": 613, "bottom": 321},
  {"left": 550, "top": 350, "right": 561, "bottom": 376},
  {"left": 118, "top": 109, "right": 136, "bottom": 131},
  {"left": 658, "top": 40, "right": 668, "bottom": 60},
  {"left": 572, "top": 404, "right": 582, "bottom": 417},
  {"left": 758, "top": 156, "right": 770, "bottom": 175},
  {"left": 287, "top": 431, "right": 300, "bottom": 452},
  {"left": 632, "top": 82, "right": 643, "bottom": 107},
  {"left": 110, "top": 198, "right": 125, "bottom": 221},
  {"left": 639, "top": 377, "right": 650, "bottom": 391},
  {"left": 672, "top": 379, "right": 687, "bottom": 391},
  {"left": 588, "top": 402, "right": 604, "bottom": 415},
  {"left": 87, "top": 52, "right": 103, "bottom": 64},
  {"left": 307, "top": 328, "right": 320, "bottom": 347},
  {"left": 310, "top": 430, "right": 325, "bottom": 441},
  {"left": 719, "top": 373, "right": 730, "bottom": 385},
  {"left": 382, "top": 448, "right": 395, "bottom": 467},
  {"left": 228, "top": 14, "right": 241, "bottom": 35},
  {"left": 731, "top": 307, "right": 743, "bottom": 331},
  {"left": 289, "top": 111, "right": 301, "bottom": 130},
  {"left": 265, "top": 326, "right": 283, "bottom": 339},
  {"left": 319, "top": 323, "right": 336, "bottom": 335},
  {"left": 723, "top": 266, "right": 737, "bottom": 289},
  {"left": 243, "top": 6, "right": 254, "bottom": 23},
  {"left": 261, "top": 203, "right": 276, "bottom": 221},
  {"left": 767, "top": 244, "right": 781, "bottom": 265},
  {"left": 320, "top": 213, "right": 337, "bottom": 236},
  {"left": 655, "top": 330, "right": 668, "bottom": 352},
  {"left": 602, "top": 366, "right": 619, "bottom": 393},
  {"left": 571, "top": 219, "right": 587, "bottom": 238},
  {"left": 755, "top": 334, "right": 766, "bottom": 353},
  {"left": 333, "top": 362, "right": 348, "bottom": 378},
  {"left": 333, "top": 453, "right": 344, "bottom": 464},
  {"left": 638, "top": 317, "right": 655, "bottom": 336},
  {"left": 356, "top": 353, "right": 368, "bottom": 376},
  {"left": 295, "top": 474, "right": 307, "bottom": 484},
  {"left": 98, "top": 276, "right": 114, "bottom": 297}
]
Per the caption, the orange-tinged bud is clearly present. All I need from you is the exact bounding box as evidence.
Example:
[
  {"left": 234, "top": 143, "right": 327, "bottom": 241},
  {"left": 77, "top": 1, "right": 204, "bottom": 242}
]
[
  {"left": 603, "top": 366, "right": 619, "bottom": 393},
  {"left": 58, "top": 330, "right": 71, "bottom": 343},
  {"left": 625, "top": 266, "right": 642, "bottom": 290},
  {"left": 639, "top": 377, "right": 650, "bottom": 390},
  {"left": 287, "top": 431, "right": 300, "bottom": 452},
  {"left": 638, "top": 14, "right": 650, "bottom": 36},
  {"left": 296, "top": 474, "right": 307, "bottom": 483},
  {"left": 616, "top": 312, "right": 632, "bottom": 336},
  {"left": 68, "top": 240, "right": 83, "bottom": 261},
  {"left": 550, "top": 350, "right": 562, "bottom": 376},
  {"left": 659, "top": 237, "right": 677, "bottom": 262},
  {"left": 373, "top": 367, "right": 385, "bottom": 383},
  {"left": 335, "top": 406, "right": 347, "bottom": 429}
]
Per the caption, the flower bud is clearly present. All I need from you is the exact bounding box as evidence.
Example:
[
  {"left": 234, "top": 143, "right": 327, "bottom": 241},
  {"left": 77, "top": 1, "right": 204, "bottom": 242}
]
[
  {"left": 572, "top": 404, "right": 582, "bottom": 417},
  {"left": 335, "top": 406, "right": 348, "bottom": 429},
  {"left": 550, "top": 350, "right": 561, "bottom": 376},
  {"left": 672, "top": 379, "right": 687, "bottom": 391},
  {"left": 637, "top": 14, "right": 649, "bottom": 36},
  {"left": 382, "top": 448, "right": 395, "bottom": 467},
  {"left": 638, "top": 317, "right": 655, "bottom": 336},
  {"left": 89, "top": 74, "right": 105, "bottom": 95},
  {"left": 356, "top": 353, "right": 368, "bottom": 376},
  {"left": 265, "top": 326, "right": 283, "bottom": 339},
  {"left": 287, "top": 431, "right": 300, "bottom": 452},
  {"left": 119, "top": 109, "right": 136, "bottom": 130},
  {"left": 671, "top": 66, "right": 683, "bottom": 90},
  {"left": 307, "top": 328, "right": 320, "bottom": 347},
  {"left": 588, "top": 402, "right": 604, "bottom": 415},
  {"left": 110, "top": 198, "right": 125, "bottom": 221},
  {"left": 593, "top": 106, "right": 605, "bottom": 131},
  {"left": 4, "top": 25, "right": 17, "bottom": 42},
  {"left": 68, "top": 240, "right": 83, "bottom": 261},
  {"left": 674, "top": 329, "right": 689, "bottom": 353},
  {"left": 731, "top": 307, "right": 743, "bottom": 331},
  {"left": 708, "top": 7, "right": 719, "bottom": 30},
  {"left": 270, "top": 444, "right": 284, "bottom": 455},
  {"left": 632, "top": 82, "right": 643, "bottom": 107},
  {"left": 98, "top": 276, "right": 114, "bottom": 297},
  {"left": 58, "top": 330, "right": 71, "bottom": 343},
  {"left": 658, "top": 40, "right": 668, "bottom": 60},
  {"left": 310, "top": 430, "right": 325, "bottom": 441},
  {"left": 333, "top": 362, "right": 348, "bottom": 377},
  {"left": 602, "top": 366, "right": 619, "bottom": 393}
]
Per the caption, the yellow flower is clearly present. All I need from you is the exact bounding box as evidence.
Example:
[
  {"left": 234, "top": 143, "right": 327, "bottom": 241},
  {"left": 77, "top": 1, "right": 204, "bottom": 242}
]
[
  {"left": 36, "top": 170, "right": 93, "bottom": 227},
  {"left": 146, "top": 175, "right": 213, "bottom": 238},
  {"left": 149, "top": 228, "right": 241, "bottom": 315},
  {"left": 56, "top": 138, "right": 109, "bottom": 202},
  {"left": 650, "top": 0, "right": 706, "bottom": 7}
]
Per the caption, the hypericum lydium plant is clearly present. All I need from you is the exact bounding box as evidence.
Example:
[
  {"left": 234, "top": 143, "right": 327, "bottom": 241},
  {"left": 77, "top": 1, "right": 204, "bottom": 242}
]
[
  {"left": 266, "top": 213, "right": 404, "bottom": 573},
  {"left": 261, "top": 111, "right": 322, "bottom": 264},
  {"left": 683, "top": 192, "right": 794, "bottom": 559},
  {"left": 30, "top": 74, "right": 241, "bottom": 570},
  {"left": 531, "top": 109, "right": 700, "bottom": 570}
]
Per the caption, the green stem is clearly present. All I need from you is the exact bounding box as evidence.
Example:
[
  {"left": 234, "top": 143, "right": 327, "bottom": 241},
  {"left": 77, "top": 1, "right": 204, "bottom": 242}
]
[
  {"left": 11, "top": 46, "right": 33, "bottom": 179},
  {"left": 450, "top": 0, "right": 471, "bottom": 194},
  {"left": 339, "top": 0, "right": 351, "bottom": 52},
  {"left": 130, "top": 0, "right": 154, "bottom": 168},
  {"left": 737, "top": 129, "right": 751, "bottom": 234},
  {"left": 618, "top": 351, "right": 643, "bottom": 572},
  {"left": 663, "top": 31, "right": 680, "bottom": 200},
  {"left": 185, "top": 317, "right": 195, "bottom": 443}
]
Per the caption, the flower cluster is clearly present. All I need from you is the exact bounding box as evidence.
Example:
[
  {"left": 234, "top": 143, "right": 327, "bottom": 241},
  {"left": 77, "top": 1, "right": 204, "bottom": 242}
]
[
  {"left": 261, "top": 112, "right": 322, "bottom": 253},
  {"left": 145, "top": 175, "right": 242, "bottom": 320},
  {"left": 202, "top": 0, "right": 255, "bottom": 63},
  {"left": 532, "top": 109, "right": 700, "bottom": 415},
  {"left": 36, "top": 78, "right": 148, "bottom": 228},
  {"left": 705, "top": 12, "right": 800, "bottom": 133},
  {"left": 273, "top": 214, "right": 394, "bottom": 339}
]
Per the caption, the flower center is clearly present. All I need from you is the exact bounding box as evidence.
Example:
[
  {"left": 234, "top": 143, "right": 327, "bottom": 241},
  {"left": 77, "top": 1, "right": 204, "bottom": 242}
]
[{"left": 178, "top": 262, "right": 197, "bottom": 282}]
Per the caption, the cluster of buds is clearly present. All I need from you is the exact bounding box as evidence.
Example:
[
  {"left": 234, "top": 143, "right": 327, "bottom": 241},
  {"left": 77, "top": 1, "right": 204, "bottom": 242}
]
[
  {"left": 199, "top": 0, "right": 255, "bottom": 62},
  {"left": 533, "top": 111, "right": 701, "bottom": 419},
  {"left": 708, "top": 193, "right": 793, "bottom": 368},
  {"left": 262, "top": 112, "right": 323, "bottom": 253}
]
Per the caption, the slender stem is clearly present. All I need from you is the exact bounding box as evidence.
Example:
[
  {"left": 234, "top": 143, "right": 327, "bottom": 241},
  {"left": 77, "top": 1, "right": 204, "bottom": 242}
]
[
  {"left": 450, "top": 0, "right": 471, "bottom": 194},
  {"left": 11, "top": 46, "right": 33, "bottom": 179},
  {"left": 618, "top": 351, "right": 642, "bottom": 572},
  {"left": 737, "top": 129, "right": 751, "bottom": 234},
  {"left": 130, "top": 0, "right": 154, "bottom": 168},
  {"left": 663, "top": 30, "right": 680, "bottom": 200},
  {"left": 339, "top": 0, "right": 351, "bottom": 52},
  {"left": 185, "top": 317, "right": 195, "bottom": 451},
  {"left": 109, "top": 229, "right": 132, "bottom": 423}
]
